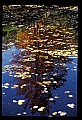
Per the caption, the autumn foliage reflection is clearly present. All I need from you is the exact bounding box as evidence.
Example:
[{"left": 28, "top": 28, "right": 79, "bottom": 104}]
[{"left": 8, "top": 23, "right": 75, "bottom": 115}]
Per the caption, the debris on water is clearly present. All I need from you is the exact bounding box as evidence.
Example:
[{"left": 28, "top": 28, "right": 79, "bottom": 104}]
[
  {"left": 64, "top": 90, "right": 70, "bottom": 93},
  {"left": 53, "top": 81, "right": 57, "bottom": 84},
  {"left": 13, "top": 100, "right": 17, "bottom": 103},
  {"left": 11, "top": 84, "right": 19, "bottom": 89},
  {"left": 33, "top": 106, "right": 38, "bottom": 109},
  {"left": 42, "top": 81, "right": 51, "bottom": 85},
  {"left": 53, "top": 73, "right": 57, "bottom": 76},
  {"left": 74, "top": 69, "right": 77, "bottom": 71},
  {"left": 4, "top": 83, "right": 9, "bottom": 86},
  {"left": 54, "top": 95, "right": 60, "bottom": 98},
  {"left": 50, "top": 78, "right": 54, "bottom": 80},
  {"left": 58, "top": 111, "right": 62, "bottom": 114},
  {"left": 74, "top": 66, "right": 77, "bottom": 68},
  {"left": 18, "top": 100, "right": 25, "bottom": 105},
  {"left": 66, "top": 67, "right": 69, "bottom": 70},
  {"left": 60, "top": 111, "right": 67, "bottom": 116},
  {"left": 2, "top": 92, "right": 6, "bottom": 95},
  {"left": 43, "top": 73, "right": 47, "bottom": 75},
  {"left": 2, "top": 5, "right": 78, "bottom": 116},
  {"left": 68, "top": 95, "right": 73, "bottom": 98},
  {"left": 67, "top": 103, "right": 75, "bottom": 108},
  {"left": 38, "top": 107, "right": 45, "bottom": 111},
  {"left": 52, "top": 111, "right": 57, "bottom": 115},
  {"left": 49, "top": 98, "right": 54, "bottom": 101},
  {"left": 44, "top": 91, "right": 48, "bottom": 93},
  {"left": 23, "top": 112, "right": 27, "bottom": 114},
  {"left": 2, "top": 85, "right": 9, "bottom": 88},
  {"left": 17, "top": 113, "right": 21, "bottom": 115}
]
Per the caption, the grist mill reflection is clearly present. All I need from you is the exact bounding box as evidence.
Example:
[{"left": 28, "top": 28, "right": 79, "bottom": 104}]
[{"left": 2, "top": 5, "right": 78, "bottom": 116}]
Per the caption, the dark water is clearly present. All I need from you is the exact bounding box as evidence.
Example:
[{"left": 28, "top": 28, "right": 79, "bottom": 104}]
[
  {"left": 2, "top": 5, "right": 78, "bottom": 116},
  {"left": 2, "top": 43, "right": 77, "bottom": 116}
]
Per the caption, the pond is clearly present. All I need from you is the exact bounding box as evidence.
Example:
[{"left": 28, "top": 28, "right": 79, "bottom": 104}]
[{"left": 2, "top": 5, "right": 78, "bottom": 117}]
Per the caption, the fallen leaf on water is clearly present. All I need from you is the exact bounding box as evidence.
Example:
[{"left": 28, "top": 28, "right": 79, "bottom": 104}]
[
  {"left": 27, "top": 75, "right": 31, "bottom": 78},
  {"left": 13, "top": 100, "right": 17, "bottom": 103},
  {"left": 4, "top": 83, "right": 9, "bottom": 86},
  {"left": 69, "top": 95, "right": 73, "bottom": 98},
  {"left": 60, "top": 111, "right": 67, "bottom": 116},
  {"left": 53, "top": 73, "right": 57, "bottom": 76},
  {"left": 23, "top": 112, "right": 27, "bottom": 114},
  {"left": 18, "top": 101, "right": 23, "bottom": 105},
  {"left": 33, "top": 106, "right": 38, "bottom": 109},
  {"left": 58, "top": 111, "right": 62, "bottom": 114},
  {"left": 44, "top": 88, "right": 47, "bottom": 91},
  {"left": 18, "top": 100, "right": 25, "bottom": 105},
  {"left": 50, "top": 78, "right": 54, "bottom": 80},
  {"left": 53, "top": 81, "right": 57, "bottom": 84},
  {"left": 15, "top": 72, "right": 21, "bottom": 75},
  {"left": 48, "top": 115, "right": 52, "bottom": 117},
  {"left": 43, "top": 73, "right": 47, "bottom": 75},
  {"left": 3, "top": 86, "right": 9, "bottom": 88},
  {"left": 67, "top": 103, "right": 75, "bottom": 108},
  {"left": 44, "top": 61, "right": 53, "bottom": 64},
  {"left": 49, "top": 98, "right": 54, "bottom": 101},
  {"left": 64, "top": 91, "right": 70, "bottom": 94},
  {"left": 44, "top": 91, "right": 48, "bottom": 93},
  {"left": 17, "top": 113, "right": 21, "bottom": 115},
  {"left": 52, "top": 112, "right": 57, "bottom": 115},
  {"left": 38, "top": 107, "right": 45, "bottom": 111},
  {"left": 54, "top": 95, "right": 60, "bottom": 98},
  {"left": 42, "top": 81, "right": 51, "bottom": 85}
]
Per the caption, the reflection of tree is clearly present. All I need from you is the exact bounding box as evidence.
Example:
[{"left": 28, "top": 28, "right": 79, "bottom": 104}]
[
  {"left": 10, "top": 49, "right": 72, "bottom": 116},
  {"left": 8, "top": 25, "right": 76, "bottom": 116}
]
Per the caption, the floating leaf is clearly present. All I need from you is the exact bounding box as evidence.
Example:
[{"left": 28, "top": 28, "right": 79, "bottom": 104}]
[
  {"left": 11, "top": 84, "right": 19, "bottom": 89},
  {"left": 3, "top": 85, "right": 9, "bottom": 88},
  {"left": 50, "top": 78, "right": 54, "bottom": 80},
  {"left": 49, "top": 98, "right": 54, "bottom": 101},
  {"left": 27, "top": 75, "right": 31, "bottom": 78},
  {"left": 18, "top": 101, "right": 23, "bottom": 105},
  {"left": 52, "top": 112, "right": 57, "bottom": 115},
  {"left": 4, "top": 83, "right": 9, "bottom": 86},
  {"left": 53, "top": 73, "right": 57, "bottom": 76},
  {"left": 42, "top": 81, "right": 51, "bottom": 85},
  {"left": 23, "top": 112, "right": 27, "bottom": 114},
  {"left": 33, "top": 106, "right": 38, "bottom": 109},
  {"left": 15, "top": 72, "right": 21, "bottom": 75},
  {"left": 53, "top": 81, "right": 57, "bottom": 84},
  {"left": 17, "top": 113, "right": 21, "bottom": 115},
  {"left": 18, "top": 100, "right": 25, "bottom": 105},
  {"left": 44, "top": 91, "right": 48, "bottom": 93},
  {"left": 69, "top": 95, "right": 73, "bottom": 98},
  {"left": 54, "top": 95, "right": 60, "bottom": 98},
  {"left": 64, "top": 91, "right": 70, "bottom": 93},
  {"left": 13, "top": 100, "right": 17, "bottom": 103},
  {"left": 38, "top": 107, "right": 45, "bottom": 111},
  {"left": 43, "top": 73, "right": 47, "bottom": 75},
  {"left": 44, "top": 61, "right": 53, "bottom": 64},
  {"left": 67, "top": 103, "right": 75, "bottom": 108},
  {"left": 60, "top": 112, "right": 67, "bottom": 116},
  {"left": 58, "top": 111, "right": 62, "bottom": 114},
  {"left": 48, "top": 115, "right": 52, "bottom": 117},
  {"left": 42, "top": 77, "right": 46, "bottom": 80}
]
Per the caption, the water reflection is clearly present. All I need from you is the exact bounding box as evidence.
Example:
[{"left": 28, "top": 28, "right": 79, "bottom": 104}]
[
  {"left": 7, "top": 32, "right": 73, "bottom": 115},
  {"left": 2, "top": 13, "right": 78, "bottom": 115}
]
